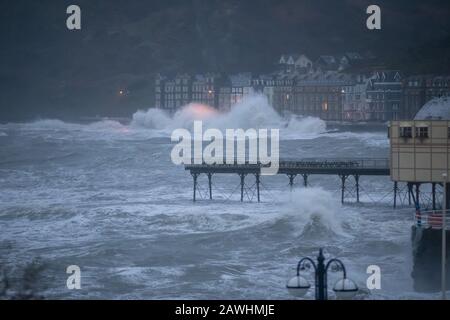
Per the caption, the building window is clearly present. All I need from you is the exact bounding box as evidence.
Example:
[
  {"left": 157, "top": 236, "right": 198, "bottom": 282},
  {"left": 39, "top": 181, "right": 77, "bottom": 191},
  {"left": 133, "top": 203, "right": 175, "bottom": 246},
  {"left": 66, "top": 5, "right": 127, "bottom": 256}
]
[
  {"left": 399, "top": 126, "right": 412, "bottom": 138},
  {"left": 415, "top": 126, "right": 429, "bottom": 138},
  {"left": 322, "top": 102, "right": 328, "bottom": 112}
]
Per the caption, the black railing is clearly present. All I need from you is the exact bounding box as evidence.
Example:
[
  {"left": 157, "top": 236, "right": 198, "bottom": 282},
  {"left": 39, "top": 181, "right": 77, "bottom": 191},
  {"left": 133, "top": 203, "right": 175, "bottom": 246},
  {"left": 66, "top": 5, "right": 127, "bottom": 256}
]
[
  {"left": 186, "top": 158, "right": 389, "bottom": 169},
  {"left": 279, "top": 158, "right": 389, "bottom": 169}
]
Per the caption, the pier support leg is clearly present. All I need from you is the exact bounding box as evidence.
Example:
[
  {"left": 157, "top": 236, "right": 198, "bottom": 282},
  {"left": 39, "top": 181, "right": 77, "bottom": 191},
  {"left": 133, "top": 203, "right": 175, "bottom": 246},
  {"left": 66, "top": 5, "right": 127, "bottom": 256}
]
[
  {"left": 255, "top": 173, "right": 260, "bottom": 203},
  {"left": 446, "top": 183, "right": 450, "bottom": 209},
  {"left": 340, "top": 175, "right": 347, "bottom": 204},
  {"left": 302, "top": 174, "right": 308, "bottom": 187},
  {"left": 408, "top": 182, "right": 413, "bottom": 205},
  {"left": 354, "top": 175, "right": 360, "bottom": 203},
  {"left": 393, "top": 181, "right": 398, "bottom": 209},
  {"left": 415, "top": 183, "right": 421, "bottom": 208},
  {"left": 432, "top": 182, "right": 436, "bottom": 210},
  {"left": 288, "top": 174, "right": 296, "bottom": 191},
  {"left": 208, "top": 173, "right": 213, "bottom": 200},
  {"left": 192, "top": 173, "right": 199, "bottom": 202},
  {"left": 239, "top": 173, "right": 246, "bottom": 202}
]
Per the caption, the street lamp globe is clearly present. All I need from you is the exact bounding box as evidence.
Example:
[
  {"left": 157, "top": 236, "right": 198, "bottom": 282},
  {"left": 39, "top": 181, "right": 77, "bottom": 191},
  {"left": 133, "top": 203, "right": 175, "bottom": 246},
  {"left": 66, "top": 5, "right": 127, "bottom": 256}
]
[
  {"left": 333, "top": 278, "right": 359, "bottom": 299},
  {"left": 286, "top": 275, "right": 311, "bottom": 298}
]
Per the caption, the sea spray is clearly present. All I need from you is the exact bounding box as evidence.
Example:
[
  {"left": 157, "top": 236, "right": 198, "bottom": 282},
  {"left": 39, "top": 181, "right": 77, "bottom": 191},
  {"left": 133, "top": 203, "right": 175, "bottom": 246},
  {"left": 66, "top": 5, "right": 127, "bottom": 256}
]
[
  {"left": 131, "top": 94, "right": 328, "bottom": 138},
  {"left": 131, "top": 108, "right": 172, "bottom": 130},
  {"left": 282, "top": 187, "right": 349, "bottom": 238},
  {"left": 4, "top": 94, "right": 328, "bottom": 141},
  {"left": 132, "top": 103, "right": 218, "bottom": 131},
  {"left": 5, "top": 93, "right": 396, "bottom": 145}
]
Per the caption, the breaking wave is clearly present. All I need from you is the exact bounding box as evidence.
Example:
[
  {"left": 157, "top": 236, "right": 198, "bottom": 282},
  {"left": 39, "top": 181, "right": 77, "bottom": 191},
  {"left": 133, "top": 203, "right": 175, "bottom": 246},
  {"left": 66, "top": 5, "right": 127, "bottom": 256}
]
[
  {"left": 131, "top": 94, "right": 328, "bottom": 139},
  {"left": 0, "top": 94, "right": 388, "bottom": 144},
  {"left": 280, "top": 187, "right": 352, "bottom": 239}
]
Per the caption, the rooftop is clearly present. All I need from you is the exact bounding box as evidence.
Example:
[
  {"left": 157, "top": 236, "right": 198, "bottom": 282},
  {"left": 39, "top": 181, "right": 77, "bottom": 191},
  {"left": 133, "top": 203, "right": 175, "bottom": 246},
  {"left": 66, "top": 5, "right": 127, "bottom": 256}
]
[{"left": 414, "top": 96, "right": 450, "bottom": 120}]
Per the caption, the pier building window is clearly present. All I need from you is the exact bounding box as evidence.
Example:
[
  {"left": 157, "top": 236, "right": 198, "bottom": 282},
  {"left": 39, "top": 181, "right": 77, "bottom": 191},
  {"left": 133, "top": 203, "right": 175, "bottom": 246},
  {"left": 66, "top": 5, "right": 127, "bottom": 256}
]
[
  {"left": 415, "top": 126, "right": 429, "bottom": 138},
  {"left": 399, "top": 126, "right": 412, "bottom": 138}
]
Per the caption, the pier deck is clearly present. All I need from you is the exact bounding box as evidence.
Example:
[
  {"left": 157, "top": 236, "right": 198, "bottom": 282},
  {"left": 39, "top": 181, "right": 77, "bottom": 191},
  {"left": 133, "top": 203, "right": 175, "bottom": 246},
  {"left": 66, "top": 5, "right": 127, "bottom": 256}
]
[
  {"left": 185, "top": 158, "right": 390, "bottom": 176},
  {"left": 185, "top": 158, "right": 396, "bottom": 204}
]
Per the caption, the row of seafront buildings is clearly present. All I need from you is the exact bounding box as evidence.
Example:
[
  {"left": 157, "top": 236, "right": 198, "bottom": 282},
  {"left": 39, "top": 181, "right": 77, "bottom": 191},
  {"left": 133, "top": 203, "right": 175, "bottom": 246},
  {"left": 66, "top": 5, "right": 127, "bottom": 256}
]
[{"left": 154, "top": 53, "right": 450, "bottom": 121}]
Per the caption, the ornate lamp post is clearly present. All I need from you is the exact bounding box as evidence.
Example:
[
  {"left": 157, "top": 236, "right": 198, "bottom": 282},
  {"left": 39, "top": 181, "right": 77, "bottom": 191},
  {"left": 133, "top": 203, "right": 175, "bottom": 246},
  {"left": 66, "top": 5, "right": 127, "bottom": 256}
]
[{"left": 287, "top": 248, "right": 358, "bottom": 300}]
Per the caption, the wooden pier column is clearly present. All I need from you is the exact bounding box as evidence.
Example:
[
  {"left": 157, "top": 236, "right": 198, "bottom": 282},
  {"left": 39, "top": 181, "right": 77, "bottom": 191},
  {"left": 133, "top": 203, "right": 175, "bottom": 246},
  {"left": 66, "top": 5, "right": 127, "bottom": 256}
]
[
  {"left": 208, "top": 173, "right": 213, "bottom": 200},
  {"left": 393, "top": 181, "right": 398, "bottom": 209},
  {"left": 432, "top": 182, "right": 436, "bottom": 210},
  {"left": 302, "top": 174, "right": 308, "bottom": 187},
  {"left": 445, "top": 182, "right": 450, "bottom": 210},
  {"left": 354, "top": 174, "right": 360, "bottom": 203},
  {"left": 340, "top": 175, "right": 347, "bottom": 204},
  {"left": 255, "top": 173, "right": 260, "bottom": 203},
  {"left": 192, "top": 173, "right": 199, "bottom": 202},
  {"left": 239, "top": 173, "right": 246, "bottom": 202}
]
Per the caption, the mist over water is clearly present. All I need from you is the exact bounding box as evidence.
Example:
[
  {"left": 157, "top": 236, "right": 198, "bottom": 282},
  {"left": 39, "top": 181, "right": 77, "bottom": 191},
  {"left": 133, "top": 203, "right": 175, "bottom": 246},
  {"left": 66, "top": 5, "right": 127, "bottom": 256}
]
[
  {"left": 0, "top": 96, "right": 430, "bottom": 300},
  {"left": 1, "top": 94, "right": 385, "bottom": 146}
]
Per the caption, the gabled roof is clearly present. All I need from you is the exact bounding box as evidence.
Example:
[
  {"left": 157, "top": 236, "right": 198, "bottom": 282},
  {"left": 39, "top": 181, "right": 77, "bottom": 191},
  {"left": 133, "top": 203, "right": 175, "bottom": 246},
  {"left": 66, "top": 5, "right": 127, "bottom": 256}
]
[
  {"left": 279, "top": 55, "right": 287, "bottom": 64},
  {"left": 286, "top": 55, "right": 299, "bottom": 64},
  {"left": 373, "top": 70, "right": 402, "bottom": 82},
  {"left": 279, "top": 54, "right": 310, "bottom": 64},
  {"left": 295, "top": 54, "right": 311, "bottom": 62}
]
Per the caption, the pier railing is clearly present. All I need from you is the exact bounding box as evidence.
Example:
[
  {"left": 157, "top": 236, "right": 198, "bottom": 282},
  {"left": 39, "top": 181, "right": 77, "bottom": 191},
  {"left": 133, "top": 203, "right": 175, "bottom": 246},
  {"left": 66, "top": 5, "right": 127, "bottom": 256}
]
[
  {"left": 186, "top": 158, "right": 389, "bottom": 169},
  {"left": 278, "top": 158, "right": 389, "bottom": 169},
  {"left": 415, "top": 210, "right": 450, "bottom": 230}
]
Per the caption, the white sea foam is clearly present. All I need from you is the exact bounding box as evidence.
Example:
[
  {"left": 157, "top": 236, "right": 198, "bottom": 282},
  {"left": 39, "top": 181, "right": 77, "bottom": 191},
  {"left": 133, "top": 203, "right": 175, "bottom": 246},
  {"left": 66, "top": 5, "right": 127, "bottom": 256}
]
[
  {"left": 326, "top": 131, "right": 389, "bottom": 147},
  {"left": 281, "top": 187, "right": 351, "bottom": 238},
  {"left": 131, "top": 94, "right": 328, "bottom": 139},
  {"left": 1, "top": 95, "right": 387, "bottom": 145}
]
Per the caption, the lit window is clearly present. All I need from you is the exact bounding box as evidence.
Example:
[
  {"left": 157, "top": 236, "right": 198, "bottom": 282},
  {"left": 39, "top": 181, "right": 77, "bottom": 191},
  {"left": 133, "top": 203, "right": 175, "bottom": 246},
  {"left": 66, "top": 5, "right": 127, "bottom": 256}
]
[
  {"left": 322, "top": 102, "right": 328, "bottom": 112},
  {"left": 399, "top": 126, "right": 412, "bottom": 138}
]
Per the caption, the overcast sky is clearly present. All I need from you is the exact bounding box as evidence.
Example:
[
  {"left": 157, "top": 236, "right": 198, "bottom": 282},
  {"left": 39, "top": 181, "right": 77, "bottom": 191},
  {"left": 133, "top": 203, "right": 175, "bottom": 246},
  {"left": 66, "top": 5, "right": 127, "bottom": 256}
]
[{"left": 1, "top": 0, "right": 449, "bottom": 121}]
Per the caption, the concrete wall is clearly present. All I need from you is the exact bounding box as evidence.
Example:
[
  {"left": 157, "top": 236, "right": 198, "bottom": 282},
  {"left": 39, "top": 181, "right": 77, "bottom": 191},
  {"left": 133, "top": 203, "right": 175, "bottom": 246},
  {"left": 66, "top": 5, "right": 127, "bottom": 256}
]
[{"left": 411, "top": 226, "right": 450, "bottom": 292}]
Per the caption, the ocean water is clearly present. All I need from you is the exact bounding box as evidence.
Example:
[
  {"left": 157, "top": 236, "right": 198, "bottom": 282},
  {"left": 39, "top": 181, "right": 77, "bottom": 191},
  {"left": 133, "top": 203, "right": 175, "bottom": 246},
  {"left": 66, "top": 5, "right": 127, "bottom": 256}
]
[{"left": 0, "top": 95, "right": 442, "bottom": 299}]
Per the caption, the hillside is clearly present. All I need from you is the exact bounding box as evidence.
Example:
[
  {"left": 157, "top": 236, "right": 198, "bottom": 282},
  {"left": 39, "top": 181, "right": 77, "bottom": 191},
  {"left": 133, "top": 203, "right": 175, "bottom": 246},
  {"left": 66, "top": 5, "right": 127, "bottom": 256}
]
[{"left": 0, "top": 0, "right": 449, "bottom": 121}]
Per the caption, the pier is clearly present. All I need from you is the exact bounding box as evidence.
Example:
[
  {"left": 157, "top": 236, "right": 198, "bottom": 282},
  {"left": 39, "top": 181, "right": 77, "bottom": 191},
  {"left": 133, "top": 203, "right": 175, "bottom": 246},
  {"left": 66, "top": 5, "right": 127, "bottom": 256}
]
[{"left": 185, "top": 158, "right": 397, "bottom": 205}]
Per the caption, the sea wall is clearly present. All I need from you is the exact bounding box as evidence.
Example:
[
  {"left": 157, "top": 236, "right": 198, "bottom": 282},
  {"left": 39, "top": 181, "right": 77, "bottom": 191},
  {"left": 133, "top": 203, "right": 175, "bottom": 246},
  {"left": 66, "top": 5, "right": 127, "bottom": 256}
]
[{"left": 411, "top": 225, "right": 450, "bottom": 292}]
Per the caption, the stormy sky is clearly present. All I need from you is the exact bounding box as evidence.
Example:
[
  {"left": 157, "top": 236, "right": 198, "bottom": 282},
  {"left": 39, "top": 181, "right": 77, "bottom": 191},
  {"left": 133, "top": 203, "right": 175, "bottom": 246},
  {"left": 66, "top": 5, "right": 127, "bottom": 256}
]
[{"left": 1, "top": 0, "right": 450, "bottom": 121}]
